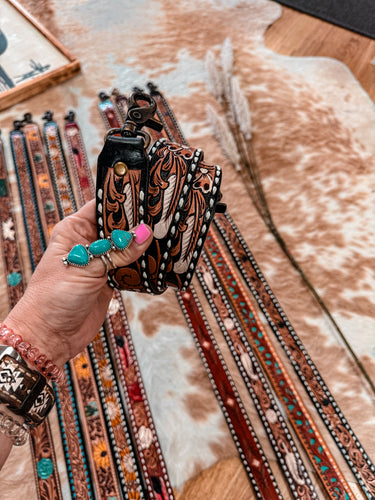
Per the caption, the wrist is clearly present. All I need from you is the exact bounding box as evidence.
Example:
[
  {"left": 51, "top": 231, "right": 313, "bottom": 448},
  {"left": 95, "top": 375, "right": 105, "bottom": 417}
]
[
  {"left": 0, "top": 319, "right": 65, "bottom": 382},
  {"left": 4, "top": 305, "right": 67, "bottom": 369},
  {"left": 0, "top": 405, "right": 28, "bottom": 447}
]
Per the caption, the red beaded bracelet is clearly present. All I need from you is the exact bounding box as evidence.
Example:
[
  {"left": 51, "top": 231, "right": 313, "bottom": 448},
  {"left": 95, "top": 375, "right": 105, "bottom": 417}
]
[{"left": 0, "top": 323, "right": 64, "bottom": 383}]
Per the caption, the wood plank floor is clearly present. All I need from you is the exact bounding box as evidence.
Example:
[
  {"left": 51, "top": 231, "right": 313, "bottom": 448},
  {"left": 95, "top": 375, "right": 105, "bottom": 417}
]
[
  {"left": 265, "top": 6, "right": 375, "bottom": 101},
  {"left": 175, "top": 6, "right": 375, "bottom": 499}
]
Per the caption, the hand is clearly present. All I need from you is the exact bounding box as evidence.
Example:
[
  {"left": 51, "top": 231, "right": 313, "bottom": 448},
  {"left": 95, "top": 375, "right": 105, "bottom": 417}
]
[{"left": 5, "top": 200, "right": 153, "bottom": 366}]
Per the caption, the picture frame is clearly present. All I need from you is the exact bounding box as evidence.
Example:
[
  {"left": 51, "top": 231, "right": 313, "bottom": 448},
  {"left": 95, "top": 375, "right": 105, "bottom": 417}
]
[{"left": 0, "top": 0, "right": 80, "bottom": 111}]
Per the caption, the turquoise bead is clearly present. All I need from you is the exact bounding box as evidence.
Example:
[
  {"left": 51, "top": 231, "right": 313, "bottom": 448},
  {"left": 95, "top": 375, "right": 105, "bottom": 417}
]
[
  {"left": 67, "top": 244, "right": 89, "bottom": 266},
  {"left": 111, "top": 229, "right": 133, "bottom": 250},
  {"left": 37, "top": 458, "right": 54, "bottom": 479},
  {"left": 7, "top": 272, "right": 22, "bottom": 287},
  {"left": 89, "top": 238, "right": 111, "bottom": 256}
]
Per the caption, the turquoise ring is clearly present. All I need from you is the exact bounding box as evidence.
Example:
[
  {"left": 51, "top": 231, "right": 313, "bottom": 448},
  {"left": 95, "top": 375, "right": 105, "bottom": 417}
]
[{"left": 62, "top": 229, "right": 135, "bottom": 268}]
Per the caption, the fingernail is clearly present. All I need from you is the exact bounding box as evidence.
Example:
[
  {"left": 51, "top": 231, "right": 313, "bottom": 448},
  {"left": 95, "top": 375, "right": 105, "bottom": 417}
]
[{"left": 133, "top": 224, "right": 152, "bottom": 245}]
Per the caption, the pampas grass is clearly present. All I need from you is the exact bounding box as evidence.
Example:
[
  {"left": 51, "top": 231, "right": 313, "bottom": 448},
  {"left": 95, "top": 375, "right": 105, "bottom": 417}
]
[{"left": 206, "top": 103, "right": 240, "bottom": 170}]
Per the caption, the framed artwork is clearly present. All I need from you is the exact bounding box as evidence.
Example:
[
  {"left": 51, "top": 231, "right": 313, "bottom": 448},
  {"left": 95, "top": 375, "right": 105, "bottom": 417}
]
[{"left": 0, "top": 0, "right": 80, "bottom": 111}]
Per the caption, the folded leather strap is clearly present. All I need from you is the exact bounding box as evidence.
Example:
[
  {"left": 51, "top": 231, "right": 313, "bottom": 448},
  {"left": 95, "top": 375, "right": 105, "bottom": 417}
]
[
  {"left": 96, "top": 91, "right": 223, "bottom": 294},
  {"left": 97, "top": 135, "right": 222, "bottom": 294}
]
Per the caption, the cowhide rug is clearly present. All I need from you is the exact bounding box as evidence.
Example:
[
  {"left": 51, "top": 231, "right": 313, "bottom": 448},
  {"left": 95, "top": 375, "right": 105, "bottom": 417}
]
[{"left": 0, "top": 0, "right": 374, "bottom": 498}]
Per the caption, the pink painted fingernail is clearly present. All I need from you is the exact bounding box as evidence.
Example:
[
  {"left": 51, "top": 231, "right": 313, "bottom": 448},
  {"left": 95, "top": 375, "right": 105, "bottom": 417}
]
[{"left": 133, "top": 224, "right": 152, "bottom": 245}]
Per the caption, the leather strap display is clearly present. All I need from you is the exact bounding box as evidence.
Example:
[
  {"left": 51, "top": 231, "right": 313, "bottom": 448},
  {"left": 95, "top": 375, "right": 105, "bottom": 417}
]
[
  {"left": 47, "top": 116, "right": 145, "bottom": 500},
  {"left": 214, "top": 212, "right": 375, "bottom": 499},
  {"left": 42, "top": 111, "right": 76, "bottom": 219},
  {"left": 71, "top": 108, "right": 174, "bottom": 499},
  {"left": 9, "top": 122, "right": 64, "bottom": 500},
  {"left": 11, "top": 114, "right": 103, "bottom": 497},
  {"left": 204, "top": 231, "right": 356, "bottom": 500},
  {"left": 143, "top": 85, "right": 368, "bottom": 499},
  {"left": 138, "top": 87, "right": 284, "bottom": 498},
  {"left": 178, "top": 286, "right": 283, "bottom": 500},
  {"left": 0, "top": 131, "right": 24, "bottom": 308},
  {"left": 196, "top": 256, "right": 317, "bottom": 499}
]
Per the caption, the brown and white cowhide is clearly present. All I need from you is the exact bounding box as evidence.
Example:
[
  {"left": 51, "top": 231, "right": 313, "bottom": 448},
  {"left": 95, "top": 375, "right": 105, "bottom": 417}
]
[{"left": 0, "top": 0, "right": 374, "bottom": 498}]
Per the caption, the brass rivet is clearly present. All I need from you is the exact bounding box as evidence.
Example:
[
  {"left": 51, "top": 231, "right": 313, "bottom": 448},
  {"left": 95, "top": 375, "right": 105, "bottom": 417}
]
[{"left": 114, "top": 161, "right": 128, "bottom": 176}]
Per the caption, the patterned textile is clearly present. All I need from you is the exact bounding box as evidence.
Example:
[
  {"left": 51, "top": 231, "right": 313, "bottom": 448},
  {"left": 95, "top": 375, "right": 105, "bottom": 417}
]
[{"left": 0, "top": 1, "right": 374, "bottom": 498}]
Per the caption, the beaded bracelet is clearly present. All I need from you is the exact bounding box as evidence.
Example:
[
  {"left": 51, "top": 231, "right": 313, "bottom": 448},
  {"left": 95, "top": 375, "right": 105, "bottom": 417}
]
[
  {"left": 0, "top": 322, "right": 64, "bottom": 382},
  {"left": 0, "top": 408, "right": 29, "bottom": 446}
]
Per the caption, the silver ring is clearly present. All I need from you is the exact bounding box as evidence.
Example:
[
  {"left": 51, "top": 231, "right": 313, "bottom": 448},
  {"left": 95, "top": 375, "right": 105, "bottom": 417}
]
[
  {"left": 105, "top": 252, "right": 115, "bottom": 269},
  {"left": 100, "top": 255, "right": 108, "bottom": 273}
]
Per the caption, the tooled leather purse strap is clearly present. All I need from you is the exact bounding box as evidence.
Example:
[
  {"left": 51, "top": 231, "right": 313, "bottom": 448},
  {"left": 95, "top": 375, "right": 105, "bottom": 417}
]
[
  {"left": 22, "top": 113, "right": 60, "bottom": 239},
  {"left": 42, "top": 110, "right": 77, "bottom": 219},
  {"left": 96, "top": 91, "right": 225, "bottom": 294}
]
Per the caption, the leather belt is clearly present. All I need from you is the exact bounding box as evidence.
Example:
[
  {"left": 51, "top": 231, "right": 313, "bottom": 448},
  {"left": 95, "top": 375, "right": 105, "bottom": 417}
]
[
  {"left": 0, "top": 131, "right": 25, "bottom": 308},
  {"left": 42, "top": 110, "right": 76, "bottom": 218}
]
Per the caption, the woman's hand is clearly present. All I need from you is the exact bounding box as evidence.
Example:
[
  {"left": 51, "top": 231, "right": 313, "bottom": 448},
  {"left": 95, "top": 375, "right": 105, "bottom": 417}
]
[{"left": 5, "top": 199, "right": 152, "bottom": 366}]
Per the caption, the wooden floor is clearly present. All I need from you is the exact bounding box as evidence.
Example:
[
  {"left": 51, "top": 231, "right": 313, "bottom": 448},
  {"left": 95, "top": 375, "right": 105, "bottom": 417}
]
[
  {"left": 265, "top": 6, "right": 375, "bottom": 101},
  {"left": 175, "top": 6, "right": 375, "bottom": 499}
]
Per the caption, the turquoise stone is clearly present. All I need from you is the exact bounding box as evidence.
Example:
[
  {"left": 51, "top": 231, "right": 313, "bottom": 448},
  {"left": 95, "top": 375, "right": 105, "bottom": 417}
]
[
  {"left": 0, "top": 179, "right": 7, "bottom": 197},
  {"left": 7, "top": 272, "right": 22, "bottom": 287},
  {"left": 89, "top": 238, "right": 111, "bottom": 256},
  {"left": 37, "top": 458, "right": 53, "bottom": 479},
  {"left": 67, "top": 244, "right": 89, "bottom": 266},
  {"left": 111, "top": 229, "right": 133, "bottom": 250}
]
